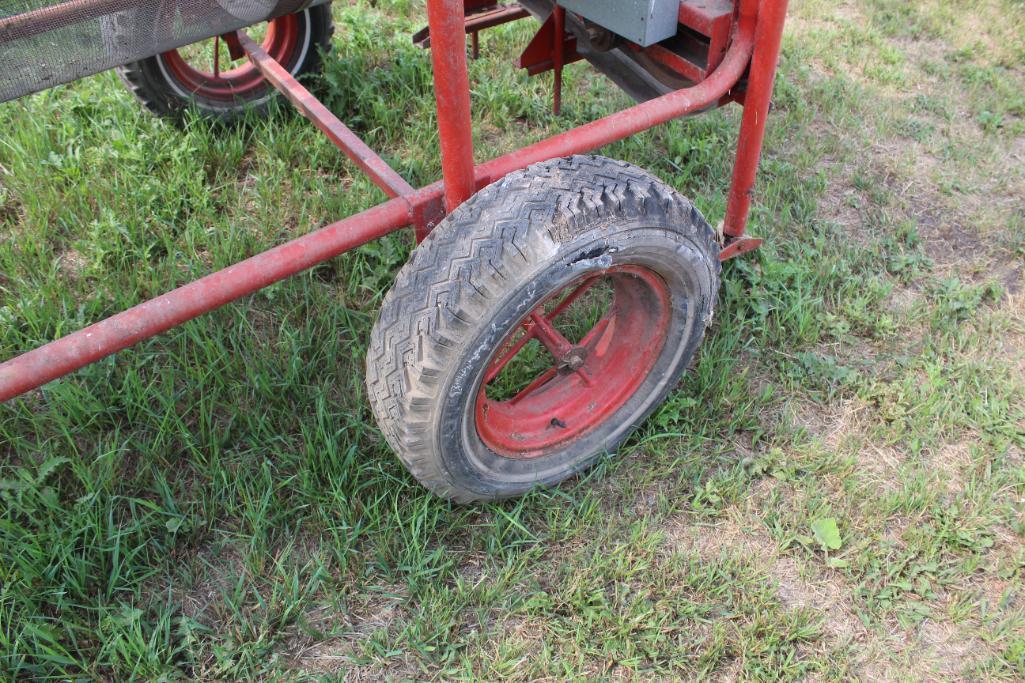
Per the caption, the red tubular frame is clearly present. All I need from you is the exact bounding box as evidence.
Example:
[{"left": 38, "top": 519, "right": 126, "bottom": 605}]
[
  {"left": 426, "top": 0, "right": 478, "bottom": 211},
  {"left": 0, "top": 200, "right": 411, "bottom": 402},
  {"left": 0, "top": 0, "right": 788, "bottom": 403}
]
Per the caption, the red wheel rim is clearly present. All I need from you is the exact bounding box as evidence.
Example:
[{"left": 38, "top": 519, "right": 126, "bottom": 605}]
[
  {"left": 475, "top": 266, "right": 672, "bottom": 460},
  {"left": 158, "top": 15, "right": 301, "bottom": 101}
]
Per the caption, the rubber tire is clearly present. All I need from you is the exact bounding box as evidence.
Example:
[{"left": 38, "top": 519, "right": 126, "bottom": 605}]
[
  {"left": 366, "top": 156, "right": 721, "bottom": 502},
  {"left": 116, "top": 5, "right": 334, "bottom": 124}
]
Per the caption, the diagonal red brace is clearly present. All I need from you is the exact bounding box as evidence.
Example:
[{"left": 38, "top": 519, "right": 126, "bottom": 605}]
[{"left": 238, "top": 31, "right": 415, "bottom": 200}]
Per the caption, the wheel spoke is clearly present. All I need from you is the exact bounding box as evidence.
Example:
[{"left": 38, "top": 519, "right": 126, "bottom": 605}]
[
  {"left": 485, "top": 275, "right": 602, "bottom": 386},
  {"left": 529, "top": 311, "right": 574, "bottom": 358},
  {"left": 574, "top": 366, "right": 594, "bottom": 387},
  {"left": 547, "top": 275, "right": 600, "bottom": 321},
  {"left": 484, "top": 324, "right": 537, "bottom": 384},
  {"left": 213, "top": 36, "right": 221, "bottom": 78},
  {"left": 484, "top": 274, "right": 610, "bottom": 393},
  {"left": 509, "top": 367, "right": 558, "bottom": 405},
  {"left": 487, "top": 282, "right": 607, "bottom": 389}
]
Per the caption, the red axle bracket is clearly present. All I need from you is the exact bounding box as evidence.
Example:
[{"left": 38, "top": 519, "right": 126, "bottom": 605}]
[{"left": 719, "top": 235, "right": 763, "bottom": 261}]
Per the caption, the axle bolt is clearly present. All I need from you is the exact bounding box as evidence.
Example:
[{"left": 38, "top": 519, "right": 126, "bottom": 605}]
[{"left": 557, "top": 347, "right": 587, "bottom": 373}]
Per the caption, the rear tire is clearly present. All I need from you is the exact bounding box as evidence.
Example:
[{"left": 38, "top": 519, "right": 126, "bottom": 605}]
[
  {"left": 366, "top": 156, "right": 720, "bottom": 502},
  {"left": 116, "top": 5, "right": 334, "bottom": 124}
]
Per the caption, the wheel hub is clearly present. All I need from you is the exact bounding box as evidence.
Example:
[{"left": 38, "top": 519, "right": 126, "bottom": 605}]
[{"left": 557, "top": 347, "right": 587, "bottom": 373}]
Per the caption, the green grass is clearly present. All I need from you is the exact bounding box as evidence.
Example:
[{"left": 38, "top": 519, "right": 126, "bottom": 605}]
[{"left": 2, "top": 0, "right": 1024, "bottom": 679}]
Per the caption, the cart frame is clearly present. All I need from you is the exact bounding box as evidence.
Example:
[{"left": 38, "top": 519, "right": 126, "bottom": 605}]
[{"left": 0, "top": 0, "right": 788, "bottom": 402}]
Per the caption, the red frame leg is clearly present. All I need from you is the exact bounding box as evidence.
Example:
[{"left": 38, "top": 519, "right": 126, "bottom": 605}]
[
  {"left": 426, "top": 0, "right": 478, "bottom": 212},
  {"left": 0, "top": 1, "right": 792, "bottom": 402},
  {"left": 723, "top": 0, "right": 790, "bottom": 239}
]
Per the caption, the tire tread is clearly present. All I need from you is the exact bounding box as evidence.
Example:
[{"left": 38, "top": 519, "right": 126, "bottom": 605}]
[{"left": 367, "top": 155, "right": 719, "bottom": 502}]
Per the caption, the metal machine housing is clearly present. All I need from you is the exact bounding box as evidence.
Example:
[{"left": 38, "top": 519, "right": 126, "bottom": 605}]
[{"left": 559, "top": 0, "right": 680, "bottom": 46}]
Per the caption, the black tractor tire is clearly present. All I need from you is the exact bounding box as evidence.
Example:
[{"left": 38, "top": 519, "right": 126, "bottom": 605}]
[
  {"left": 366, "top": 155, "right": 720, "bottom": 502},
  {"left": 116, "top": 5, "right": 334, "bottom": 124}
]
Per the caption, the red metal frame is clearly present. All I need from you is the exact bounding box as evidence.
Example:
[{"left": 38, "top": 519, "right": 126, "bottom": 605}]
[
  {"left": 517, "top": 11, "right": 580, "bottom": 76},
  {"left": 0, "top": 0, "right": 789, "bottom": 403},
  {"left": 160, "top": 17, "right": 301, "bottom": 101},
  {"left": 427, "top": 0, "right": 478, "bottom": 212},
  {"left": 723, "top": 0, "right": 788, "bottom": 237},
  {"left": 678, "top": 0, "right": 736, "bottom": 73}
]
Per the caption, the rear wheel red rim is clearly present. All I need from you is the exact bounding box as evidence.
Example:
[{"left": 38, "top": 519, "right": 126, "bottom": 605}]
[
  {"left": 475, "top": 266, "right": 672, "bottom": 460},
  {"left": 158, "top": 15, "right": 301, "bottom": 101}
]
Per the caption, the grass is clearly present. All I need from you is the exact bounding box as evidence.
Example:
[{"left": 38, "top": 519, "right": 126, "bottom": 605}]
[{"left": 1, "top": 0, "right": 1024, "bottom": 679}]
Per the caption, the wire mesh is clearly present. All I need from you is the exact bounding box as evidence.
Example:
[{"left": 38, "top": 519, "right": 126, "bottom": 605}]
[{"left": 0, "top": 0, "right": 324, "bottom": 102}]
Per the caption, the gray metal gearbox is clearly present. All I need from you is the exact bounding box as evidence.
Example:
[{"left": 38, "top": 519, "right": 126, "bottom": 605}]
[{"left": 558, "top": 0, "right": 681, "bottom": 47}]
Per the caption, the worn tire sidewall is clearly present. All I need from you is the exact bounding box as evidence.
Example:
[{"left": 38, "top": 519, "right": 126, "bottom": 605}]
[{"left": 436, "top": 223, "right": 718, "bottom": 499}]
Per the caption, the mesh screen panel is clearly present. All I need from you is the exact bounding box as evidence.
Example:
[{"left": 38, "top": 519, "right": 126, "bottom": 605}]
[{"left": 0, "top": 0, "right": 325, "bottom": 102}]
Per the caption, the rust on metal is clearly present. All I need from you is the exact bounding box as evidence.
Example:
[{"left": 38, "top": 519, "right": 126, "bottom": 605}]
[
  {"left": 719, "top": 235, "right": 764, "bottom": 261},
  {"left": 413, "top": 2, "right": 529, "bottom": 48}
]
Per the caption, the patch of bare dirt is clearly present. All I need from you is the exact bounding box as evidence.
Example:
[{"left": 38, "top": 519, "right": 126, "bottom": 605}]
[
  {"left": 668, "top": 510, "right": 866, "bottom": 635},
  {"left": 886, "top": 285, "right": 924, "bottom": 315},
  {"left": 668, "top": 508, "right": 1005, "bottom": 681},
  {"left": 58, "top": 248, "right": 87, "bottom": 281},
  {"left": 668, "top": 511, "right": 905, "bottom": 678},
  {"left": 917, "top": 617, "right": 990, "bottom": 678},
  {"left": 789, "top": 398, "right": 909, "bottom": 495},
  {"left": 285, "top": 580, "right": 409, "bottom": 677},
  {"left": 999, "top": 264, "right": 1023, "bottom": 297},
  {"left": 794, "top": 2, "right": 1024, "bottom": 284},
  {"left": 920, "top": 442, "right": 975, "bottom": 495},
  {"left": 816, "top": 164, "right": 877, "bottom": 248}
]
